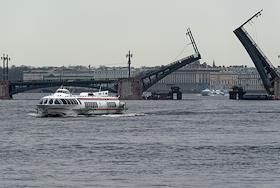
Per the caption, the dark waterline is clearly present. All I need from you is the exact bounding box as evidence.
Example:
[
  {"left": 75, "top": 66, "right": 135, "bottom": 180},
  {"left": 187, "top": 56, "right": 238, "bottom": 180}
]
[{"left": 0, "top": 93, "right": 280, "bottom": 187}]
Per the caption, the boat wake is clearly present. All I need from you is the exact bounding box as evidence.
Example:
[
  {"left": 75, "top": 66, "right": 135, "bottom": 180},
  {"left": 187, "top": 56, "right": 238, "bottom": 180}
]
[
  {"left": 28, "top": 112, "right": 43, "bottom": 118},
  {"left": 101, "top": 113, "right": 146, "bottom": 117},
  {"left": 29, "top": 112, "right": 145, "bottom": 118}
]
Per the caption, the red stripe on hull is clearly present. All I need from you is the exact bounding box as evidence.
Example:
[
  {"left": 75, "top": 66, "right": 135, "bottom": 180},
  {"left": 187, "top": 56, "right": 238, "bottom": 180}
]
[{"left": 78, "top": 98, "right": 118, "bottom": 100}]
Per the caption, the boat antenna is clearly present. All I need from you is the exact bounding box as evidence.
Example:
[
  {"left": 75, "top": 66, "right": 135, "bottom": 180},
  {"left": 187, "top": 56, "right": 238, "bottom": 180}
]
[{"left": 99, "top": 86, "right": 101, "bottom": 92}]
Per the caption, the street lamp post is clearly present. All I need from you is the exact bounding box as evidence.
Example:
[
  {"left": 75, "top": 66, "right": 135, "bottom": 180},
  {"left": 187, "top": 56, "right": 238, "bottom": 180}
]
[
  {"left": 278, "top": 55, "right": 280, "bottom": 67},
  {"left": 1, "top": 54, "right": 5, "bottom": 80},
  {"left": 126, "top": 50, "right": 133, "bottom": 78},
  {"left": 1, "top": 54, "right": 11, "bottom": 80}
]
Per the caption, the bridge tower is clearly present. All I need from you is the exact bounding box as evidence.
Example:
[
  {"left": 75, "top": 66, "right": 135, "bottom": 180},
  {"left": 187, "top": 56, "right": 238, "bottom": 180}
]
[
  {"left": 0, "top": 54, "right": 11, "bottom": 99},
  {"left": 118, "top": 77, "right": 142, "bottom": 100},
  {"left": 117, "top": 50, "right": 142, "bottom": 100}
]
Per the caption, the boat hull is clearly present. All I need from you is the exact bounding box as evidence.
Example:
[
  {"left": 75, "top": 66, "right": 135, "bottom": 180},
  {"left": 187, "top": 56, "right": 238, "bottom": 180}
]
[
  {"left": 75, "top": 107, "right": 125, "bottom": 115},
  {"left": 37, "top": 105, "right": 77, "bottom": 117},
  {"left": 37, "top": 105, "right": 126, "bottom": 117}
]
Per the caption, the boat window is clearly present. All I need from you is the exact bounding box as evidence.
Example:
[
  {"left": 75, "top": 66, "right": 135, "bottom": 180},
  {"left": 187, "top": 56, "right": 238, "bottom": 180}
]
[
  {"left": 54, "top": 99, "right": 61, "bottom": 104},
  {"left": 71, "top": 99, "right": 76, "bottom": 105},
  {"left": 107, "top": 102, "right": 116, "bottom": 108},
  {"left": 93, "top": 102, "right": 98, "bottom": 108},
  {"left": 85, "top": 102, "right": 98, "bottom": 109},
  {"left": 77, "top": 99, "right": 82, "bottom": 104},
  {"left": 74, "top": 99, "right": 78, "bottom": 105},
  {"left": 69, "top": 99, "right": 73, "bottom": 105},
  {"left": 43, "top": 99, "right": 48, "bottom": 104},
  {"left": 39, "top": 100, "right": 43, "bottom": 104},
  {"left": 61, "top": 99, "right": 67, "bottom": 104},
  {"left": 49, "top": 99, "right": 53, "bottom": 104},
  {"left": 88, "top": 93, "right": 94, "bottom": 96},
  {"left": 84, "top": 102, "right": 89, "bottom": 108}
]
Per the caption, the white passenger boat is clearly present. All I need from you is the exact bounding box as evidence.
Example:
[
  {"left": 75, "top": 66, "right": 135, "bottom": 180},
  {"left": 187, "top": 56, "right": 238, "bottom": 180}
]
[
  {"left": 201, "top": 88, "right": 211, "bottom": 96},
  {"left": 36, "top": 87, "right": 127, "bottom": 117},
  {"left": 201, "top": 89, "right": 228, "bottom": 96}
]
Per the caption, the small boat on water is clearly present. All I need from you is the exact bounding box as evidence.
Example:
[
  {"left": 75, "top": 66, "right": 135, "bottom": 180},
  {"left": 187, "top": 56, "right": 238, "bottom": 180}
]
[
  {"left": 36, "top": 87, "right": 127, "bottom": 117},
  {"left": 201, "top": 88, "right": 211, "bottom": 96},
  {"left": 201, "top": 89, "right": 228, "bottom": 96}
]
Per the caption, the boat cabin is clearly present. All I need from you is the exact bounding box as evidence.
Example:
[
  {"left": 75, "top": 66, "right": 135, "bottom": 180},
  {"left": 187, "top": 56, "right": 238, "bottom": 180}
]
[{"left": 79, "top": 91, "right": 109, "bottom": 97}]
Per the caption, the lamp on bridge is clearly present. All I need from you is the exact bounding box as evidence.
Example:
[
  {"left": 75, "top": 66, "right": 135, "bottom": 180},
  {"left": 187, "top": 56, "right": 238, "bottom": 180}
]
[
  {"left": 126, "top": 50, "right": 133, "bottom": 78},
  {"left": 278, "top": 55, "right": 280, "bottom": 69},
  {"left": 1, "top": 54, "right": 10, "bottom": 81}
]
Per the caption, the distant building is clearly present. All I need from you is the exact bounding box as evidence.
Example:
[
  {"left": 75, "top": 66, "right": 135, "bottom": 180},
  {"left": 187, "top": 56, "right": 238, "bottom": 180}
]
[
  {"left": 150, "top": 64, "right": 268, "bottom": 93},
  {"left": 149, "top": 61, "right": 219, "bottom": 93},
  {"left": 211, "top": 66, "right": 264, "bottom": 91},
  {"left": 209, "top": 71, "right": 238, "bottom": 90},
  {"left": 23, "top": 66, "right": 136, "bottom": 81},
  {"left": 23, "top": 70, "right": 52, "bottom": 81},
  {"left": 237, "top": 72, "right": 264, "bottom": 91},
  {"left": 22, "top": 63, "right": 278, "bottom": 93},
  {"left": 92, "top": 67, "right": 134, "bottom": 79}
]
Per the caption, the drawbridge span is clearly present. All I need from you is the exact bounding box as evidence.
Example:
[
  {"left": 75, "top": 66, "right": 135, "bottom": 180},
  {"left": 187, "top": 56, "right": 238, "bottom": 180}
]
[
  {"left": 234, "top": 10, "right": 279, "bottom": 96},
  {"left": 140, "top": 29, "right": 200, "bottom": 92},
  {"left": 118, "top": 28, "right": 201, "bottom": 99}
]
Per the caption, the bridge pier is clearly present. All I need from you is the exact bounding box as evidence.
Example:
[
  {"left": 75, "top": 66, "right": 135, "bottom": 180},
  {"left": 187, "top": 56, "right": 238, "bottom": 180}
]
[
  {"left": 0, "top": 81, "right": 11, "bottom": 99},
  {"left": 118, "top": 78, "right": 143, "bottom": 100},
  {"left": 274, "top": 78, "right": 280, "bottom": 100}
]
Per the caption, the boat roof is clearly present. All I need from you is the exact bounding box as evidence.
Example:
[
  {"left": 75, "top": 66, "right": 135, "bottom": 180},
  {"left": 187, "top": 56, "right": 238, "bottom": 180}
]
[
  {"left": 55, "top": 88, "right": 70, "bottom": 94},
  {"left": 79, "top": 90, "right": 109, "bottom": 97}
]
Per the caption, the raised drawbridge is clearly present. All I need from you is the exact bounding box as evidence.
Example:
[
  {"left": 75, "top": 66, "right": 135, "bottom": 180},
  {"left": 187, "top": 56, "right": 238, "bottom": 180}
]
[
  {"left": 234, "top": 10, "right": 280, "bottom": 96},
  {"left": 139, "top": 28, "right": 201, "bottom": 92},
  {"left": 118, "top": 28, "right": 201, "bottom": 99}
]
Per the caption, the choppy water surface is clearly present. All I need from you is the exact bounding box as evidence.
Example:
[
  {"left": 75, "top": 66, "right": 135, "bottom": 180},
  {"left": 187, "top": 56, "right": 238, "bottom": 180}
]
[{"left": 1, "top": 93, "right": 280, "bottom": 187}]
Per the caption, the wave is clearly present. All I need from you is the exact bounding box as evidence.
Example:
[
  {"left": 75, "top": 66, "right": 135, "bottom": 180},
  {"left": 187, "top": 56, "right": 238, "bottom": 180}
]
[
  {"left": 28, "top": 112, "right": 145, "bottom": 118},
  {"left": 101, "top": 113, "right": 146, "bottom": 117},
  {"left": 27, "top": 112, "right": 42, "bottom": 118}
]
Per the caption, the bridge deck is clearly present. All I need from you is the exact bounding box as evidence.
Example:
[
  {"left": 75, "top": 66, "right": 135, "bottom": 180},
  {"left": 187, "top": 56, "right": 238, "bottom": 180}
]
[{"left": 10, "top": 79, "right": 118, "bottom": 95}]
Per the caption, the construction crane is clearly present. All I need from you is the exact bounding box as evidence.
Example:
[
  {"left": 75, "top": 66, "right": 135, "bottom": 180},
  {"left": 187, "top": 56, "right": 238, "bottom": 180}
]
[{"left": 234, "top": 10, "right": 279, "bottom": 96}]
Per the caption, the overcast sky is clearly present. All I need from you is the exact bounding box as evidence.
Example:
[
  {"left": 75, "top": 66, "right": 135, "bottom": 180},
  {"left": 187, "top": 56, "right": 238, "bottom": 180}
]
[{"left": 1, "top": 0, "right": 280, "bottom": 68}]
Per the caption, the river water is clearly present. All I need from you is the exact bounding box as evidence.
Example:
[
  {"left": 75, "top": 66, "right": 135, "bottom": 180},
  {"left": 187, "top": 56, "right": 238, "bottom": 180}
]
[{"left": 0, "top": 93, "right": 280, "bottom": 187}]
